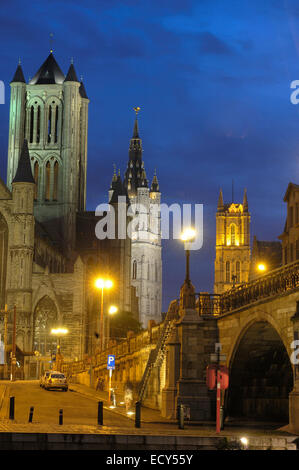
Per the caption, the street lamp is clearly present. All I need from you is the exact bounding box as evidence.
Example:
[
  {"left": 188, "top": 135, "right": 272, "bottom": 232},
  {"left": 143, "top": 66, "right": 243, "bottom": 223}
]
[
  {"left": 95, "top": 278, "right": 113, "bottom": 351},
  {"left": 51, "top": 327, "right": 68, "bottom": 371},
  {"left": 180, "top": 228, "right": 196, "bottom": 281},
  {"left": 106, "top": 305, "right": 118, "bottom": 350},
  {"left": 257, "top": 263, "right": 266, "bottom": 273}
]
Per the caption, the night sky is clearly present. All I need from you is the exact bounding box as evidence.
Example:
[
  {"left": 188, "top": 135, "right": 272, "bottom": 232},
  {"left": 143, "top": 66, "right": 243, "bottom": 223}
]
[{"left": 0, "top": 0, "right": 298, "bottom": 311}]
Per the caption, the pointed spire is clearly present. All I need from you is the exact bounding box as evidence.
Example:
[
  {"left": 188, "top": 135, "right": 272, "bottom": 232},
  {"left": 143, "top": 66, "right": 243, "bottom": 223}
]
[
  {"left": 217, "top": 188, "right": 224, "bottom": 211},
  {"left": 29, "top": 52, "right": 65, "bottom": 85},
  {"left": 79, "top": 76, "right": 88, "bottom": 99},
  {"left": 64, "top": 62, "right": 79, "bottom": 82},
  {"left": 150, "top": 170, "right": 160, "bottom": 192},
  {"left": 243, "top": 188, "right": 248, "bottom": 211},
  {"left": 110, "top": 170, "right": 130, "bottom": 205},
  {"left": 11, "top": 63, "right": 25, "bottom": 84},
  {"left": 132, "top": 118, "right": 140, "bottom": 138},
  {"left": 132, "top": 106, "right": 141, "bottom": 138},
  {"left": 123, "top": 108, "right": 146, "bottom": 197},
  {"left": 13, "top": 139, "right": 35, "bottom": 184}
]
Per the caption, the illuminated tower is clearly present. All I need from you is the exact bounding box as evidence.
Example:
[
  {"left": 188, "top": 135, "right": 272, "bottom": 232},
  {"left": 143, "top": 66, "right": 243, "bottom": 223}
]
[
  {"left": 122, "top": 111, "right": 162, "bottom": 328},
  {"left": 7, "top": 53, "right": 89, "bottom": 257},
  {"left": 214, "top": 189, "right": 251, "bottom": 294}
]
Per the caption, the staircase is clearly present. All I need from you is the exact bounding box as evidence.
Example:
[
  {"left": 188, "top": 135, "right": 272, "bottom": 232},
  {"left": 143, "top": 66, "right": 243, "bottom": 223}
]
[{"left": 138, "top": 311, "right": 176, "bottom": 403}]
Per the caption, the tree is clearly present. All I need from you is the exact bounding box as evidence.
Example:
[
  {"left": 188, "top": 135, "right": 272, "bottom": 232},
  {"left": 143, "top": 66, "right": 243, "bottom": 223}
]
[{"left": 109, "top": 311, "right": 143, "bottom": 341}]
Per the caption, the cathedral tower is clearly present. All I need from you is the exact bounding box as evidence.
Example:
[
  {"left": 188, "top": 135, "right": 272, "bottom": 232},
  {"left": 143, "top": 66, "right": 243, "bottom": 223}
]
[
  {"left": 120, "top": 112, "right": 162, "bottom": 328},
  {"left": 214, "top": 188, "right": 250, "bottom": 294},
  {"left": 7, "top": 53, "right": 89, "bottom": 257}
]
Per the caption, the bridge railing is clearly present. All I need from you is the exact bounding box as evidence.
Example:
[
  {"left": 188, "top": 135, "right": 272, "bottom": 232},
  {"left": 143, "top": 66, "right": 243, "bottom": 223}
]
[
  {"left": 220, "top": 260, "right": 299, "bottom": 314},
  {"left": 196, "top": 293, "right": 222, "bottom": 315}
]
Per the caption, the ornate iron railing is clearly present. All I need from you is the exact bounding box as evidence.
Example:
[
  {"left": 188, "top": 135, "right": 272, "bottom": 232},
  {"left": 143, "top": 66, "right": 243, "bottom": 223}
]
[{"left": 220, "top": 260, "right": 299, "bottom": 314}]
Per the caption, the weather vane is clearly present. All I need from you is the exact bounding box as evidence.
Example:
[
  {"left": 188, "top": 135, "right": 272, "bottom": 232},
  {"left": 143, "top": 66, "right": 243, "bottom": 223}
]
[{"left": 133, "top": 106, "right": 141, "bottom": 116}]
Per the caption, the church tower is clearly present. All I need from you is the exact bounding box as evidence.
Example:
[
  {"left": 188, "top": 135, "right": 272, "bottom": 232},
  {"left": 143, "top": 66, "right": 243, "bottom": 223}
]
[
  {"left": 7, "top": 52, "right": 89, "bottom": 258},
  {"left": 121, "top": 112, "right": 162, "bottom": 328},
  {"left": 214, "top": 188, "right": 250, "bottom": 294}
]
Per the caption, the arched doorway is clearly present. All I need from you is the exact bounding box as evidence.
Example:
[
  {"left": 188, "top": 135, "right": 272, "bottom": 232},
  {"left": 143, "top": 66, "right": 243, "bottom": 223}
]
[
  {"left": 227, "top": 321, "right": 293, "bottom": 423},
  {"left": 33, "top": 296, "right": 58, "bottom": 356}
]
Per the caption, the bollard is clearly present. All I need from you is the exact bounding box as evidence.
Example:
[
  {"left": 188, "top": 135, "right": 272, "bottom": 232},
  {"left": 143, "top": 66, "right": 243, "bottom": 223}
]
[
  {"left": 220, "top": 406, "right": 224, "bottom": 430},
  {"left": 135, "top": 401, "right": 141, "bottom": 428},
  {"left": 28, "top": 406, "right": 34, "bottom": 423},
  {"left": 178, "top": 404, "right": 184, "bottom": 429},
  {"left": 97, "top": 401, "right": 103, "bottom": 426},
  {"left": 9, "top": 396, "right": 15, "bottom": 420},
  {"left": 59, "top": 409, "right": 63, "bottom": 425}
]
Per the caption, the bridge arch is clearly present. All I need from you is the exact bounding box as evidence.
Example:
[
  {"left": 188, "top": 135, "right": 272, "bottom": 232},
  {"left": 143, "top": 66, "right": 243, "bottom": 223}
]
[{"left": 226, "top": 316, "right": 293, "bottom": 423}]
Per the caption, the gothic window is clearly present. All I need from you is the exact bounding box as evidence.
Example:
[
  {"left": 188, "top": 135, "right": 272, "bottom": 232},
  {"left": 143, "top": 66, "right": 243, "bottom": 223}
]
[
  {"left": 53, "top": 161, "right": 59, "bottom": 201},
  {"left": 54, "top": 106, "right": 59, "bottom": 143},
  {"left": 132, "top": 260, "right": 137, "bottom": 280},
  {"left": 36, "top": 106, "right": 41, "bottom": 143},
  {"left": 236, "top": 261, "right": 240, "bottom": 283},
  {"left": 33, "top": 296, "right": 58, "bottom": 356},
  {"left": 45, "top": 161, "right": 51, "bottom": 200},
  {"left": 226, "top": 261, "right": 230, "bottom": 283},
  {"left": 47, "top": 106, "right": 52, "bottom": 143},
  {"left": 33, "top": 161, "right": 39, "bottom": 200},
  {"left": 29, "top": 106, "right": 34, "bottom": 143},
  {"left": 231, "top": 225, "right": 236, "bottom": 245},
  {"left": 147, "top": 263, "right": 150, "bottom": 280}
]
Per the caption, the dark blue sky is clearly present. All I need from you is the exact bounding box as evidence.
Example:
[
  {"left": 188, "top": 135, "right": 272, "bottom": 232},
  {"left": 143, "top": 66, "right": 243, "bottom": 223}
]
[{"left": 0, "top": 0, "right": 298, "bottom": 311}]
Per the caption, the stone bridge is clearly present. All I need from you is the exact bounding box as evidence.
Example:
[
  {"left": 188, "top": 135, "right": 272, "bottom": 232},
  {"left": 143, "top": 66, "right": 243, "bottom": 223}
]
[{"left": 64, "top": 260, "right": 299, "bottom": 432}]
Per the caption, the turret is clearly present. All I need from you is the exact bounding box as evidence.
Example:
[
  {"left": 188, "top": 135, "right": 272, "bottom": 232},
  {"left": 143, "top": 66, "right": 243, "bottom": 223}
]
[
  {"left": 7, "top": 61, "right": 27, "bottom": 189},
  {"left": 7, "top": 139, "right": 35, "bottom": 321}
]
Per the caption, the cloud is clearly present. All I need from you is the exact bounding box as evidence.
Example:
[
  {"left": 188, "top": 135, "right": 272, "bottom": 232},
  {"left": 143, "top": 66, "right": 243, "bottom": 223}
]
[{"left": 197, "top": 31, "right": 232, "bottom": 55}]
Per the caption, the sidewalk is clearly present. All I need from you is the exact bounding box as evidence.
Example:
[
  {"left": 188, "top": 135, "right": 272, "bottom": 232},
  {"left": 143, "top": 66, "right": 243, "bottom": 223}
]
[{"left": 69, "top": 382, "right": 173, "bottom": 424}]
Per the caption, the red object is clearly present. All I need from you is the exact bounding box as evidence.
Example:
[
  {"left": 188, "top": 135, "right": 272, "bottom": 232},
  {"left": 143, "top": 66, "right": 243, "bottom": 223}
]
[
  {"left": 206, "top": 365, "right": 217, "bottom": 390},
  {"left": 206, "top": 365, "right": 229, "bottom": 390},
  {"left": 218, "top": 366, "right": 229, "bottom": 390}
]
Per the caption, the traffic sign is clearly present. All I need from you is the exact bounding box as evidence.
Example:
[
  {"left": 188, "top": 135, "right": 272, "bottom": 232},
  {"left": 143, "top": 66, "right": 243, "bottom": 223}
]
[{"left": 107, "top": 355, "right": 115, "bottom": 370}]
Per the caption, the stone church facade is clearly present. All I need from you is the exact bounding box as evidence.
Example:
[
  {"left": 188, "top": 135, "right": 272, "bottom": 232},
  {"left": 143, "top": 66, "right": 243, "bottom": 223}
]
[
  {"left": 0, "top": 51, "right": 162, "bottom": 378},
  {"left": 214, "top": 188, "right": 251, "bottom": 294}
]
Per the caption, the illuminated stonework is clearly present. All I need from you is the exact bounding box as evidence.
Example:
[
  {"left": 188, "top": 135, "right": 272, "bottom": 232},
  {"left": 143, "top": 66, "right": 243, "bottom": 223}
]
[{"left": 214, "top": 189, "right": 251, "bottom": 294}]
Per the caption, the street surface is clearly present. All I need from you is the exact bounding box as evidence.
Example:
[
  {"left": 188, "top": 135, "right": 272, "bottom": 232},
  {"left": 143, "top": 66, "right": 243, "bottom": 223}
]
[
  {"left": 0, "top": 380, "right": 296, "bottom": 442},
  {"left": 0, "top": 380, "right": 134, "bottom": 428}
]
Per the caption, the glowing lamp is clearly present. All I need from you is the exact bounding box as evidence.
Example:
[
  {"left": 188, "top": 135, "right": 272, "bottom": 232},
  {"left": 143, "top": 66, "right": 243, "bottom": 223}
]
[
  {"left": 180, "top": 228, "right": 196, "bottom": 242},
  {"left": 257, "top": 263, "right": 266, "bottom": 272}
]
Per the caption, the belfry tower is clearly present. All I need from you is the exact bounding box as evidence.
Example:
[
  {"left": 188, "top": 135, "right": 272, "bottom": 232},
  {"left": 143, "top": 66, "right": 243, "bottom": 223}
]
[
  {"left": 214, "top": 189, "right": 251, "bottom": 294},
  {"left": 121, "top": 111, "right": 162, "bottom": 328},
  {"left": 7, "top": 52, "right": 89, "bottom": 258}
]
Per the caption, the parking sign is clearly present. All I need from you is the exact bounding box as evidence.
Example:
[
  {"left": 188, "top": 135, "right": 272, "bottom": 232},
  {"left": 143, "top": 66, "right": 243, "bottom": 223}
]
[{"left": 107, "top": 355, "right": 115, "bottom": 370}]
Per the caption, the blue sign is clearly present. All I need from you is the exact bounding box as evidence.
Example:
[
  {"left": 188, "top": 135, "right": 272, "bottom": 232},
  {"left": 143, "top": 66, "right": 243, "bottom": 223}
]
[{"left": 107, "top": 355, "right": 115, "bottom": 370}]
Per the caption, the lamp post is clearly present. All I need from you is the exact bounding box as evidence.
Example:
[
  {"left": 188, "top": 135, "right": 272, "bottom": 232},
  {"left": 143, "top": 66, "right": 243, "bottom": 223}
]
[
  {"left": 50, "top": 327, "right": 68, "bottom": 372},
  {"left": 106, "top": 305, "right": 118, "bottom": 350},
  {"left": 95, "top": 278, "right": 113, "bottom": 351},
  {"left": 180, "top": 228, "right": 196, "bottom": 281}
]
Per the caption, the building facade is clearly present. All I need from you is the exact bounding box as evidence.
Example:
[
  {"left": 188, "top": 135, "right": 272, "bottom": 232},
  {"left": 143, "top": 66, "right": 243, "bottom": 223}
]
[
  {"left": 214, "top": 188, "right": 251, "bottom": 294},
  {"left": 0, "top": 52, "right": 142, "bottom": 376},
  {"left": 279, "top": 182, "right": 299, "bottom": 264}
]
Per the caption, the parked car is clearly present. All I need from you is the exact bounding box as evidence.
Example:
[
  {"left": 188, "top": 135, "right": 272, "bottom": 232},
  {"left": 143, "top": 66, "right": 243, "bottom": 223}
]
[
  {"left": 44, "top": 372, "right": 68, "bottom": 391},
  {"left": 39, "top": 370, "right": 51, "bottom": 388}
]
